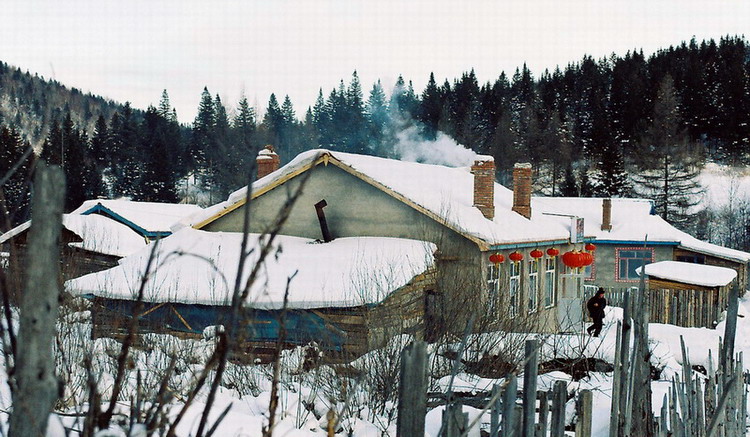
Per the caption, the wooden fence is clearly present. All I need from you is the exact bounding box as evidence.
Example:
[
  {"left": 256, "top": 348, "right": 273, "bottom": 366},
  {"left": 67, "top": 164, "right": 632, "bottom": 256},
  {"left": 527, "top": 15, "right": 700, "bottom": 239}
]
[
  {"left": 397, "top": 339, "right": 595, "bottom": 437},
  {"left": 397, "top": 280, "right": 748, "bottom": 437},
  {"left": 584, "top": 286, "right": 724, "bottom": 328}
]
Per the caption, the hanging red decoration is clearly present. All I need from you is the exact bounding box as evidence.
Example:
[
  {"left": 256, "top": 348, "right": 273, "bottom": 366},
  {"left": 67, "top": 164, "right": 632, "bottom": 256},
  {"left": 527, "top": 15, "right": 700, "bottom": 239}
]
[
  {"left": 546, "top": 248, "right": 560, "bottom": 257},
  {"left": 530, "top": 249, "right": 544, "bottom": 259},
  {"left": 580, "top": 252, "right": 594, "bottom": 266},
  {"left": 562, "top": 250, "right": 583, "bottom": 268},
  {"left": 489, "top": 253, "right": 505, "bottom": 264},
  {"left": 509, "top": 251, "right": 523, "bottom": 262},
  {"left": 585, "top": 243, "right": 597, "bottom": 252}
]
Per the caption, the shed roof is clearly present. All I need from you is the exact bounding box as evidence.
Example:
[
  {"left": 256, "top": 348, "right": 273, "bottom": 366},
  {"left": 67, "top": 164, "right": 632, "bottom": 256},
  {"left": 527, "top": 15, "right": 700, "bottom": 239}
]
[
  {"left": 0, "top": 214, "right": 148, "bottom": 257},
  {"left": 637, "top": 261, "right": 737, "bottom": 288},
  {"left": 175, "top": 149, "right": 572, "bottom": 249},
  {"left": 72, "top": 199, "right": 203, "bottom": 237},
  {"left": 65, "top": 228, "right": 436, "bottom": 309}
]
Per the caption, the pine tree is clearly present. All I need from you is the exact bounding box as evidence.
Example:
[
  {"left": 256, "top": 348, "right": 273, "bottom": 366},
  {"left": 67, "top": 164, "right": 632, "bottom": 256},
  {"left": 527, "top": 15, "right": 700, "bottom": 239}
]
[
  {"left": 0, "top": 125, "right": 32, "bottom": 226},
  {"left": 190, "top": 87, "right": 215, "bottom": 171},
  {"left": 141, "top": 106, "right": 179, "bottom": 202},
  {"left": 418, "top": 72, "right": 442, "bottom": 140},
  {"left": 634, "top": 75, "right": 703, "bottom": 230},
  {"left": 344, "top": 71, "right": 367, "bottom": 154},
  {"left": 365, "top": 80, "right": 389, "bottom": 154}
]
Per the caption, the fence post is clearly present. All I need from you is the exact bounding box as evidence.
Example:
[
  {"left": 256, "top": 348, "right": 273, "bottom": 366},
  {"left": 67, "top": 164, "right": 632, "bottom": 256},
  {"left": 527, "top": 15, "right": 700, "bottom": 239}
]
[
  {"left": 441, "top": 402, "right": 467, "bottom": 437},
  {"left": 8, "top": 165, "right": 65, "bottom": 437},
  {"left": 522, "top": 339, "right": 539, "bottom": 437},
  {"left": 609, "top": 321, "right": 622, "bottom": 437},
  {"left": 502, "top": 374, "right": 518, "bottom": 437},
  {"left": 536, "top": 391, "right": 549, "bottom": 437},
  {"left": 549, "top": 380, "right": 567, "bottom": 437},
  {"left": 396, "top": 340, "right": 427, "bottom": 437},
  {"left": 491, "top": 384, "right": 501, "bottom": 437},
  {"left": 576, "top": 390, "right": 592, "bottom": 437}
]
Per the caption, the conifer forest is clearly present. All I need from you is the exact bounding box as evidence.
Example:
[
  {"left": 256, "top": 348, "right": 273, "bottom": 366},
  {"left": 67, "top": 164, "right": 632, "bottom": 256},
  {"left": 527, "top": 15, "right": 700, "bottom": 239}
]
[{"left": 1, "top": 36, "right": 749, "bottom": 245}]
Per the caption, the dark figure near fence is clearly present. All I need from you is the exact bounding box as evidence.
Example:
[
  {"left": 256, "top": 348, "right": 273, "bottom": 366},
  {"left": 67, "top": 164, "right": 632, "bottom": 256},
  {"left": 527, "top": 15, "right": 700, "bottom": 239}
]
[{"left": 586, "top": 288, "right": 607, "bottom": 337}]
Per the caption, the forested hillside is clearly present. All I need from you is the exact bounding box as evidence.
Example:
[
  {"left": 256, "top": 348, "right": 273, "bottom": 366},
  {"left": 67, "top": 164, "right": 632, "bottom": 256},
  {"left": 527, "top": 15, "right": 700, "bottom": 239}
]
[{"left": 1, "top": 36, "right": 749, "bottom": 245}]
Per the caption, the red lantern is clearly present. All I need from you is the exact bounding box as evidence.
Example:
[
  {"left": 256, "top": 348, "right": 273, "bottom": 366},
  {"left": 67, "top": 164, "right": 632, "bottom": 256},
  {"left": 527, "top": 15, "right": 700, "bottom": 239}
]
[
  {"left": 546, "top": 248, "right": 560, "bottom": 257},
  {"left": 562, "top": 250, "right": 583, "bottom": 268},
  {"left": 489, "top": 253, "right": 505, "bottom": 264},
  {"left": 585, "top": 242, "right": 597, "bottom": 252},
  {"left": 530, "top": 249, "right": 544, "bottom": 259},
  {"left": 509, "top": 251, "right": 523, "bottom": 262},
  {"left": 580, "top": 252, "right": 594, "bottom": 266}
]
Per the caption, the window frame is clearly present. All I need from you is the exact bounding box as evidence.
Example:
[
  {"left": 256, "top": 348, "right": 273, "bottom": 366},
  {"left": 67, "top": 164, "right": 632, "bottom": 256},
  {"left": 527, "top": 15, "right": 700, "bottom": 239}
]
[
  {"left": 544, "top": 256, "right": 556, "bottom": 308},
  {"left": 615, "top": 247, "right": 654, "bottom": 282},
  {"left": 486, "top": 262, "right": 501, "bottom": 315},
  {"left": 509, "top": 261, "right": 521, "bottom": 317},
  {"left": 528, "top": 258, "right": 539, "bottom": 313}
]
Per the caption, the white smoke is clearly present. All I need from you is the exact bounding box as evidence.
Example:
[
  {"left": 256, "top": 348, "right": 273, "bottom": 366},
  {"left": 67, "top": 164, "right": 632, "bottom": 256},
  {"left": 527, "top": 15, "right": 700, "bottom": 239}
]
[{"left": 393, "top": 125, "right": 478, "bottom": 167}]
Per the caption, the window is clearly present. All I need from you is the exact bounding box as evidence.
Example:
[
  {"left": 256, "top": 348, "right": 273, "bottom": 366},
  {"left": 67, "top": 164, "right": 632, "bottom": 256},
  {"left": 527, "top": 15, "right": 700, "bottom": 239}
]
[
  {"left": 544, "top": 257, "right": 556, "bottom": 307},
  {"left": 583, "top": 256, "right": 596, "bottom": 280},
  {"left": 616, "top": 248, "right": 654, "bottom": 281},
  {"left": 528, "top": 259, "right": 539, "bottom": 313},
  {"left": 509, "top": 261, "right": 521, "bottom": 317},
  {"left": 486, "top": 263, "right": 500, "bottom": 315},
  {"left": 676, "top": 254, "right": 705, "bottom": 264}
]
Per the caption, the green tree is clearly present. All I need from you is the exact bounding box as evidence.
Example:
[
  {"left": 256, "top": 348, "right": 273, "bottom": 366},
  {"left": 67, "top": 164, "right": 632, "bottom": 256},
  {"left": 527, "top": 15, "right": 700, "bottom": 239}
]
[{"left": 634, "top": 75, "right": 703, "bottom": 230}]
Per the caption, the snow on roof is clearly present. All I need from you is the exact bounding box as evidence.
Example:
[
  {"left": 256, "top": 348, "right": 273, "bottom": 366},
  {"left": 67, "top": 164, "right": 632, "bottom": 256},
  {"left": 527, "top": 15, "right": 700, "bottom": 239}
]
[
  {"left": 533, "top": 196, "right": 750, "bottom": 263},
  {"left": 637, "top": 261, "right": 737, "bottom": 288},
  {"left": 0, "top": 214, "right": 148, "bottom": 257},
  {"left": 63, "top": 214, "right": 149, "bottom": 257},
  {"left": 71, "top": 199, "right": 203, "bottom": 234},
  {"left": 65, "top": 228, "right": 436, "bottom": 309},
  {"left": 175, "top": 149, "right": 571, "bottom": 247}
]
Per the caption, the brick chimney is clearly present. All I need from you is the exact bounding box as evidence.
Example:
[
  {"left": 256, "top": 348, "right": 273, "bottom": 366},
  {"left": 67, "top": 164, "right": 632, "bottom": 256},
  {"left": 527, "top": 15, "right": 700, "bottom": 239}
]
[
  {"left": 512, "top": 163, "right": 532, "bottom": 219},
  {"left": 601, "top": 198, "right": 613, "bottom": 231},
  {"left": 471, "top": 156, "right": 495, "bottom": 220},
  {"left": 256, "top": 145, "right": 280, "bottom": 179}
]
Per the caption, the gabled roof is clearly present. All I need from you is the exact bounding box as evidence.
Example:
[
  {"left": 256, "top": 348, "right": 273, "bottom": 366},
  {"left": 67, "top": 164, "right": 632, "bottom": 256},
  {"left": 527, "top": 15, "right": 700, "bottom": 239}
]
[
  {"left": 0, "top": 214, "right": 148, "bottom": 257},
  {"left": 638, "top": 261, "right": 737, "bottom": 288},
  {"left": 175, "top": 149, "right": 571, "bottom": 250},
  {"left": 65, "top": 228, "right": 436, "bottom": 309},
  {"left": 71, "top": 199, "right": 203, "bottom": 238},
  {"left": 533, "top": 197, "right": 750, "bottom": 263}
]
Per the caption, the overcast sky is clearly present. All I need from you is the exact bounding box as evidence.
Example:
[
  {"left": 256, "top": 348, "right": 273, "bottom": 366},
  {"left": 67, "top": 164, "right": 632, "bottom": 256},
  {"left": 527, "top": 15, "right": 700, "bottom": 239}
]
[{"left": 1, "top": 0, "right": 748, "bottom": 123}]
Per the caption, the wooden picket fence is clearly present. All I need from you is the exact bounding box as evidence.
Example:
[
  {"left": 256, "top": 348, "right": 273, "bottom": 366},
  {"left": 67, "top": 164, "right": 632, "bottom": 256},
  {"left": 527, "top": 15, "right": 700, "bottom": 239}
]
[
  {"left": 396, "top": 280, "right": 748, "bottom": 437},
  {"left": 396, "top": 339, "right": 594, "bottom": 437},
  {"left": 586, "top": 286, "right": 724, "bottom": 328}
]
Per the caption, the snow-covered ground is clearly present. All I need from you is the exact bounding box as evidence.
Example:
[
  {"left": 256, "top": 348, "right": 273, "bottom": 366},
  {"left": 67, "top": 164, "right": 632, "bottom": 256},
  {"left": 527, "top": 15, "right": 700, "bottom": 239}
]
[
  {"left": 700, "top": 163, "right": 750, "bottom": 211},
  {"left": 0, "top": 294, "right": 747, "bottom": 436}
]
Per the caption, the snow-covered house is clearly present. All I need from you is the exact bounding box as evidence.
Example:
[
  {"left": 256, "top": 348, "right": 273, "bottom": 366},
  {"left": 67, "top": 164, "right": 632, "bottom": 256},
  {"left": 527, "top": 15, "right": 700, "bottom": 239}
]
[
  {"left": 0, "top": 199, "right": 202, "bottom": 279},
  {"left": 533, "top": 197, "right": 750, "bottom": 293},
  {"left": 175, "top": 148, "right": 589, "bottom": 334},
  {"left": 66, "top": 228, "right": 437, "bottom": 359}
]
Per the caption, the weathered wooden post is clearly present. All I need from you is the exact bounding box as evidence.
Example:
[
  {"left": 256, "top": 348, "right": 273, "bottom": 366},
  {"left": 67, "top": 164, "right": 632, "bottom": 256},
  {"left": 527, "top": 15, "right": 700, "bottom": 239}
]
[
  {"left": 491, "top": 384, "right": 502, "bottom": 437},
  {"left": 396, "top": 340, "right": 427, "bottom": 437},
  {"left": 630, "top": 256, "right": 654, "bottom": 437},
  {"left": 522, "top": 339, "right": 539, "bottom": 437},
  {"left": 616, "top": 289, "right": 632, "bottom": 437},
  {"left": 8, "top": 165, "right": 65, "bottom": 437},
  {"left": 536, "top": 391, "right": 549, "bottom": 437},
  {"left": 609, "top": 321, "right": 623, "bottom": 437},
  {"left": 550, "top": 380, "right": 567, "bottom": 437},
  {"left": 502, "top": 374, "right": 518, "bottom": 437},
  {"left": 441, "top": 403, "right": 468, "bottom": 437},
  {"left": 576, "top": 390, "right": 592, "bottom": 437},
  {"left": 721, "top": 281, "right": 739, "bottom": 370}
]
